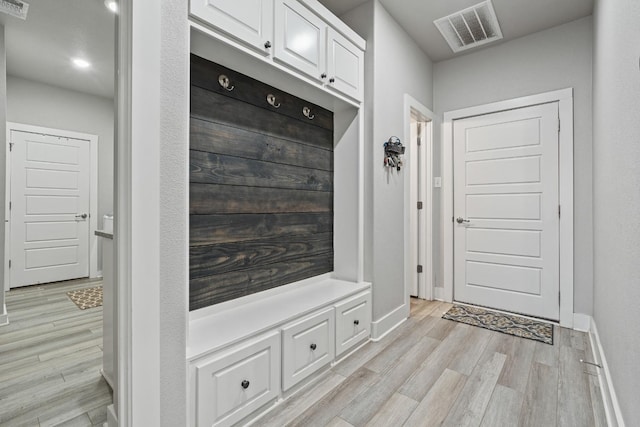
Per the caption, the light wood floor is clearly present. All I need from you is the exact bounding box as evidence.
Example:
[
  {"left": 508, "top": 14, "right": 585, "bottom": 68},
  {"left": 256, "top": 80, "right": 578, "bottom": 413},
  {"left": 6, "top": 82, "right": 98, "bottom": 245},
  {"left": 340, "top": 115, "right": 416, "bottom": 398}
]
[
  {"left": 258, "top": 298, "right": 608, "bottom": 427},
  {"left": 0, "top": 278, "right": 112, "bottom": 426}
]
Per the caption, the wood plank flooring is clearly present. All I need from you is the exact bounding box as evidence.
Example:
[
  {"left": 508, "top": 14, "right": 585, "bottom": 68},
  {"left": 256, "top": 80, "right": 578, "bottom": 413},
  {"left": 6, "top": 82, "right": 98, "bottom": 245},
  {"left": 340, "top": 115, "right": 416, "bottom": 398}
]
[
  {"left": 258, "top": 298, "right": 607, "bottom": 427},
  {"left": 0, "top": 278, "right": 112, "bottom": 426}
]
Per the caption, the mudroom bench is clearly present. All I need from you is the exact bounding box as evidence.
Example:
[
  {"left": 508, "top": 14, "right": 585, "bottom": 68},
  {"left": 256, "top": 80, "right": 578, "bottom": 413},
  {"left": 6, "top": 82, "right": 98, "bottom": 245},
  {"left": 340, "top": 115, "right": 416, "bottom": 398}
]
[{"left": 187, "top": 276, "right": 372, "bottom": 427}]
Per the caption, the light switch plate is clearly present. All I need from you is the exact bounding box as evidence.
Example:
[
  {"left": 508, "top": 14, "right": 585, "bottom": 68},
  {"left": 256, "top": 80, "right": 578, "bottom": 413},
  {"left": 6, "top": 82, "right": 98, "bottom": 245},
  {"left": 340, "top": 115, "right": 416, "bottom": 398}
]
[{"left": 434, "top": 177, "right": 442, "bottom": 188}]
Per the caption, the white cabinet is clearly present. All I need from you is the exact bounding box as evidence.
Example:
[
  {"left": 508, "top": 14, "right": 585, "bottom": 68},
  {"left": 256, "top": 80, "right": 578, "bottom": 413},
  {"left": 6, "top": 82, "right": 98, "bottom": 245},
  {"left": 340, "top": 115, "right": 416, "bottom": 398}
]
[
  {"left": 191, "top": 0, "right": 365, "bottom": 102},
  {"left": 274, "top": 0, "right": 326, "bottom": 81},
  {"left": 326, "top": 28, "right": 364, "bottom": 101},
  {"left": 282, "top": 307, "right": 335, "bottom": 390},
  {"left": 194, "top": 332, "right": 281, "bottom": 427},
  {"left": 190, "top": 0, "right": 274, "bottom": 55},
  {"left": 188, "top": 280, "right": 371, "bottom": 426},
  {"left": 274, "top": 0, "right": 363, "bottom": 100},
  {"left": 335, "top": 292, "right": 371, "bottom": 356}
]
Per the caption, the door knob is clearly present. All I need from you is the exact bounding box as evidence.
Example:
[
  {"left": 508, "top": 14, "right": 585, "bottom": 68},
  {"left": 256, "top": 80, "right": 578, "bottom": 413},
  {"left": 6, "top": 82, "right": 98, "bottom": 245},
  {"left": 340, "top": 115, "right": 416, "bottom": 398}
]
[
  {"left": 75, "top": 213, "right": 88, "bottom": 219},
  {"left": 456, "top": 217, "right": 470, "bottom": 224}
]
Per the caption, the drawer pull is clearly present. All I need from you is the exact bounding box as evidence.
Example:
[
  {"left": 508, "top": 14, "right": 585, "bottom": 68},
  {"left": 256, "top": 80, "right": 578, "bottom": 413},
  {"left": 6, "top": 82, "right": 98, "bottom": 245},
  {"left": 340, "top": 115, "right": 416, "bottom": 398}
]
[
  {"left": 354, "top": 319, "right": 360, "bottom": 326},
  {"left": 241, "top": 380, "right": 250, "bottom": 389},
  {"left": 310, "top": 343, "right": 317, "bottom": 351}
]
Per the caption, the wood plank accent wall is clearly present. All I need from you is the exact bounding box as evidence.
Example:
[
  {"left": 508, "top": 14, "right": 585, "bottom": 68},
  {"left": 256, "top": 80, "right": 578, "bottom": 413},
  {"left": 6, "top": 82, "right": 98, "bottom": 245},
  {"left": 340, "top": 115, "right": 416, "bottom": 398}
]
[{"left": 190, "top": 54, "right": 334, "bottom": 310}]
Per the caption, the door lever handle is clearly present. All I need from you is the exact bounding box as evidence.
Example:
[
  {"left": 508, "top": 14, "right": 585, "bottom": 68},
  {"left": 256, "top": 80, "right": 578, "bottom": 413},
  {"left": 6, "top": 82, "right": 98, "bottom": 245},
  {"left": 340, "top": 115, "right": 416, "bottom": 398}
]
[
  {"left": 75, "top": 213, "right": 88, "bottom": 219},
  {"left": 456, "top": 217, "right": 470, "bottom": 224}
]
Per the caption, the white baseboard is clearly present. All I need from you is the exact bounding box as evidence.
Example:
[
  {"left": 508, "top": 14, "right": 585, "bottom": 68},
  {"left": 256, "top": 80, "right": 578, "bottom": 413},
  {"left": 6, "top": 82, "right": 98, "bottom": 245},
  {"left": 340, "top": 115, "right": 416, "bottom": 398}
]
[
  {"left": 371, "top": 304, "right": 408, "bottom": 341},
  {"left": 589, "top": 317, "right": 626, "bottom": 427},
  {"left": 434, "top": 286, "right": 444, "bottom": 301},
  {"left": 0, "top": 303, "right": 8, "bottom": 326},
  {"left": 96, "top": 270, "right": 103, "bottom": 279},
  {"left": 573, "top": 313, "right": 591, "bottom": 332},
  {"left": 106, "top": 403, "right": 118, "bottom": 427}
]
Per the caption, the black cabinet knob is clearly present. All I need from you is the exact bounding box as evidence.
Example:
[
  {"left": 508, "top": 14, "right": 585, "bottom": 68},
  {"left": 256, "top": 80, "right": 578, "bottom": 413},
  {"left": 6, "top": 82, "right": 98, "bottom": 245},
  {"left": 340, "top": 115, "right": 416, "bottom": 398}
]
[
  {"left": 310, "top": 343, "right": 317, "bottom": 351},
  {"left": 329, "top": 77, "right": 335, "bottom": 83},
  {"left": 321, "top": 73, "right": 327, "bottom": 79},
  {"left": 264, "top": 41, "right": 272, "bottom": 49},
  {"left": 354, "top": 319, "right": 360, "bottom": 326},
  {"left": 241, "top": 380, "right": 250, "bottom": 389}
]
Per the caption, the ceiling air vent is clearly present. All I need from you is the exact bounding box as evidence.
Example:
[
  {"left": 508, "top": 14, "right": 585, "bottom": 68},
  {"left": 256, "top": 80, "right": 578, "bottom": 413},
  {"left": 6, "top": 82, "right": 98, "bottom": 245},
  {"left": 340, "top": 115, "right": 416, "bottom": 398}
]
[
  {"left": 434, "top": 0, "right": 502, "bottom": 53},
  {"left": 0, "top": 0, "right": 28, "bottom": 20}
]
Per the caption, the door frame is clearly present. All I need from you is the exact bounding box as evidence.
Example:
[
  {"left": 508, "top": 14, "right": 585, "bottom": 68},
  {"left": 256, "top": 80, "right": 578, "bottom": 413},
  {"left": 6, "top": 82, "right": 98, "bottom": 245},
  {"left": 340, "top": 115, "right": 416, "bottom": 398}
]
[
  {"left": 442, "top": 88, "right": 574, "bottom": 327},
  {"left": 404, "top": 95, "right": 434, "bottom": 303},
  {"left": 4, "top": 122, "right": 99, "bottom": 291}
]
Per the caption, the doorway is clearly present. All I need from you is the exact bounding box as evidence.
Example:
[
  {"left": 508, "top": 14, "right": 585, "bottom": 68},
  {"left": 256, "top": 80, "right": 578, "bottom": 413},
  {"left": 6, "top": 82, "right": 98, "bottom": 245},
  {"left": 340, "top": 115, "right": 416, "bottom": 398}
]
[
  {"left": 6, "top": 124, "right": 99, "bottom": 289},
  {"left": 443, "top": 89, "right": 575, "bottom": 326},
  {"left": 0, "top": 0, "right": 117, "bottom": 424},
  {"left": 404, "top": 95, "right": 434, "bottom": 304}
]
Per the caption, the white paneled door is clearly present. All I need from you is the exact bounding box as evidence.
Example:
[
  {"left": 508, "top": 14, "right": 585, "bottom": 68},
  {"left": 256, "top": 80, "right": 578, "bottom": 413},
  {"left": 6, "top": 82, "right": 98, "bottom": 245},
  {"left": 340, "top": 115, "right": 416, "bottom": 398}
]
[
  {"left": 453, "top": 102, "right": 560, "bottom": 320},
  {"left": 10, "top": 130, "right": 91, "bottom": 288}
]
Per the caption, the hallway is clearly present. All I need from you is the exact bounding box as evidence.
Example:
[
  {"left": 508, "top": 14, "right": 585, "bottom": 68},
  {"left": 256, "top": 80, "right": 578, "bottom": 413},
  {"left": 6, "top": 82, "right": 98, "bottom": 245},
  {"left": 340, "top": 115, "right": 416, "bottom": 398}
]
[
  {"left": 259, "top": 299, "right": 607, "bottom": 426},
  {"left": 0, "top": 279, "right": 111, "bottom": 426}
]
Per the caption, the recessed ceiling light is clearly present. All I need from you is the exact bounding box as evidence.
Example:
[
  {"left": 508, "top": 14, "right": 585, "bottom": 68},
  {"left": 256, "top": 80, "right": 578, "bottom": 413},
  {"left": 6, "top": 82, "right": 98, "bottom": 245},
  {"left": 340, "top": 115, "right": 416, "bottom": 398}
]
[
  {"left": 104, "top": 0, "right": 118, "bottom": 13},
  {"left": 72, "top": 58, "right": 91, "bottom": 69}
]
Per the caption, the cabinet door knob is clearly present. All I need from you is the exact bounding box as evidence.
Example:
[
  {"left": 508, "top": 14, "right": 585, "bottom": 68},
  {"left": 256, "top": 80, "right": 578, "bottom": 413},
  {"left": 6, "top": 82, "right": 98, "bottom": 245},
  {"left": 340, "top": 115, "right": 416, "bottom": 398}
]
[
  {"left": 310, "top": 343, "right": 317, "bottom": 351},
  {"left": 320, "top": 73, "right": 327, "bottom": 79},
  {"left": 354, "top": 319, "right": 360, "bottom": 326},
  {"left": 329, "top": 77, "right": 335, "bottom": 83},
  {"left": 241, "top": 380, "right": 250, "bottom": 389},
  {"left": 264, "top": 41, "right": 272, "bottom": 49}
]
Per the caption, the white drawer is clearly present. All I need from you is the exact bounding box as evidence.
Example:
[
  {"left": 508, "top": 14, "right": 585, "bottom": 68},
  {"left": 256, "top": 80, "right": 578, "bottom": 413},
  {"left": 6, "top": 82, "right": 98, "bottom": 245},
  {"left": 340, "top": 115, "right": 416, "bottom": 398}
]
[
  {"left": 194, "top": 331, "right": 280, "bottom": 427},
  {"left": 335, "top": 291, "right": 371, "bottom": 356},
  {"left": 282, "top": 307, "right": 335, "bottom": 390}
]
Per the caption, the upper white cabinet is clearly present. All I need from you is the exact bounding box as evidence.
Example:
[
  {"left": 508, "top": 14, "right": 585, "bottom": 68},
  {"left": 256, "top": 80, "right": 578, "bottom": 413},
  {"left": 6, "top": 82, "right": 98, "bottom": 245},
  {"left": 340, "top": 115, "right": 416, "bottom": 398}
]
[
  {"left": 190, "top": 0, "right": 365, "bottom": 102},
  {"left": 274, "top": 0, "right": 326, "bottom": 81},
  {"left": 326, "top": 28, "right": 364, "bottom": 101},
  {"left": 190, "top": 0, "right": 274, "bottom": 55}
]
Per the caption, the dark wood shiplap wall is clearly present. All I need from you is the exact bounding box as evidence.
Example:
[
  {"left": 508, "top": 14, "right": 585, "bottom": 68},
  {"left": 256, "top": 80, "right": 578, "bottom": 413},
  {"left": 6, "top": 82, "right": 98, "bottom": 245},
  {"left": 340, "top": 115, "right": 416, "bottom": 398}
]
[{"left": 189, "top": 55, "right": 334, "bottom": 311}]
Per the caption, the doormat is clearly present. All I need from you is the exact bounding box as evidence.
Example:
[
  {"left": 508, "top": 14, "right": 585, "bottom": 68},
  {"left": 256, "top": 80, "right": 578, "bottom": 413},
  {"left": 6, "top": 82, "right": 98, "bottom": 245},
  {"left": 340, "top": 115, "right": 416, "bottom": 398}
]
[
  {"left": 67, "top": 286, "right": 103, "bottom": 310},
  {"left": 442, "top": 304, "right": 553, "bottom": 345}
]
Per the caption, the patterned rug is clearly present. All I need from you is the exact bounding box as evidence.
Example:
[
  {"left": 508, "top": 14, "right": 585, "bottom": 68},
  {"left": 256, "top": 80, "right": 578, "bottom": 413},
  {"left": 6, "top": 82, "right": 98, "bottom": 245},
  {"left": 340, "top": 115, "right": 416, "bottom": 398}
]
[
  {"left": 67, "top": 286, "right": 103, "bottom": 310},
  {"left": 442, "top": 304, "right": 553, "bottom": 345}
]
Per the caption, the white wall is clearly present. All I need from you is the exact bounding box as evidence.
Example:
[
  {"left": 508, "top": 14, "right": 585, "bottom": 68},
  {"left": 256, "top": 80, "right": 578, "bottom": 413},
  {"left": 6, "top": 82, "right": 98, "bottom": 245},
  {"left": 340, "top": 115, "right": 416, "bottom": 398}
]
[
  {"left": 0, "top": 25, "right": 7, "bottom": 325},
  {"left": 592, "top": 0, "right": 640, "bottom": 423},
  {"left": 6, "top": 75, "right": 114, "bottom": 270},
  {"left": 158, "top": 0, "right": 189, "bottom": 424},
  {"left": 343, "top": 0, "right": 433, "bottom": 326},
  {"left": 433, "top": 17, "right": 594, "bottom": 315},
  {"left": 341, "top": 1, "right": 375, "bottom": 284}
]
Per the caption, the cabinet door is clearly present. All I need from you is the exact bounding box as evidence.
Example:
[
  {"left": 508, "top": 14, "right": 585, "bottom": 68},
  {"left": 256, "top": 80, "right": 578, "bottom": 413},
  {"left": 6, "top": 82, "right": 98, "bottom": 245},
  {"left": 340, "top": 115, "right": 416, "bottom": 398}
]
[
  {"left": 194, "top": 332, "right": 280, "bottom": 427},
  {"left": 282, "top": 307, "right": 334, "bottom": 390},
  {"left": 326, "top": 28, "right": 364, "bottom": 101},
  {"left": 191, "top": 0, "right": 274, "bottom": 55},
  {"left": 274, "top": 0, "right": 326, "bottom": 81},
  {"left": 335, "top": 291, "right": 371, "bottom": 356}
]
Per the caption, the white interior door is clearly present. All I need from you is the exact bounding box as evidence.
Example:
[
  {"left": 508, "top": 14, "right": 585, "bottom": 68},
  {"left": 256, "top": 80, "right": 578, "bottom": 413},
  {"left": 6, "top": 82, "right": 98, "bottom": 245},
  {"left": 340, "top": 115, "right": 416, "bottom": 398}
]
[
  {"left": 9, "top": 130, "right": 91, "bottom": 288},
  {"left": 453, "top": 102, "right": 560, "bottom": 320}
]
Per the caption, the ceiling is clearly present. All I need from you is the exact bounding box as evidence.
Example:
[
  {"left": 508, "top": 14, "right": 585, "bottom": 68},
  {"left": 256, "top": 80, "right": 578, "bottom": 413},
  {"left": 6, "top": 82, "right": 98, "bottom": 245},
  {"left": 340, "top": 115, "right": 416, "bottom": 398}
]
[
  {"left": 0, "top": 0, "right": 593, "bottom": 98},
  {"left": 319, "top": 0, "right": 594, "bottom": 62},
  {"left": 0, "top": 0, "right": 115, "bottom": 98}
]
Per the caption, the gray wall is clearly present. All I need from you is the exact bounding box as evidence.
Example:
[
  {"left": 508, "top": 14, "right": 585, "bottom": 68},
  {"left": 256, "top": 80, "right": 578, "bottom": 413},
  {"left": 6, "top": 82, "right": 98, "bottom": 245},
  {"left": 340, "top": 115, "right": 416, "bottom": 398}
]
[
  {"left": 344, "top": 0, "right": 433, "bottom": 322},
  {"left": 6, "top": 75, "right": 114, "bottom": 270},
  {"left": 592, "top": 0, "right": 640, "bottom": 422},
  {"left": 433, "top": 16, "right": 594, "bottom": 315}
]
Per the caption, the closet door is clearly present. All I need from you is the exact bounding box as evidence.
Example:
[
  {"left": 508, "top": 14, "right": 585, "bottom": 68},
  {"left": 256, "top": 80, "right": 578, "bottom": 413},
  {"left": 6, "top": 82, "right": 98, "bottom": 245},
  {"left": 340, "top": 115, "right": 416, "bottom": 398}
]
[
  {"left": 274, "top": 0, "right": 326, "bottom": 81},
  {"left": 191, "top": 0, "right": 274, "bottom": 55},
  {"left": 326, "top": 28, "right": 363, "bottom": 101}
]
